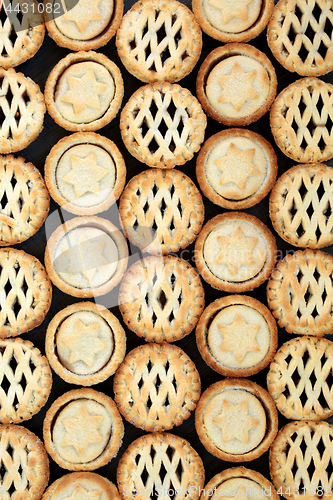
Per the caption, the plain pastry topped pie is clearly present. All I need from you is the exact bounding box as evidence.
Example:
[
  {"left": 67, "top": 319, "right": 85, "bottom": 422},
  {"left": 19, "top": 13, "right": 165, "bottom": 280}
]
[
  {"left": 43, "top": 388, "right": 124, "bottom": 471},
  {"left": 196, "top": 128, "right": 278, "bottom": 209},
  {"left": 42, "top": 472, "right": 122, "bottom": 500}
]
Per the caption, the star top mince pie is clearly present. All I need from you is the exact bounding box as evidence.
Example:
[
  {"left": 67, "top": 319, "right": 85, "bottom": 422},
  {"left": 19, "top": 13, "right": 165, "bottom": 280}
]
[
  {"left": 42, "top": 472, "right": 122, "bottom": 500},
  {"left": 45, "top": 51, "right": 124, "bottom": 132}
]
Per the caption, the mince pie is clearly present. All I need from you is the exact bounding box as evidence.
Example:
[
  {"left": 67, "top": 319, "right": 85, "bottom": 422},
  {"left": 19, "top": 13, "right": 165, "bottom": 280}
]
[
  {"left": 267, "top": 249, "right": 333, "bottom": 336},
  {"left": 116, "top": 0, "right": 202, "bottom": 83},
  {"left": 196, "top": 295, "right": 278, "bottom": 378},
  {"left": 119, "top": 168, "right": 204, "bottom": 255},
  {"left": 120, "top": 81, "right": 206, "bottom": 168},
  {"left": 42, "top": 472, "right": 122, "bottom": 500},
  {"left": 45, "top": 51, "right": 123, "bottom": 132},
  {"left": 196, "top": 128, "right": 278, "bottom": 209},
  {"left": 196, "top": 43, "right": 277, "bottom": 126},
  {"left": 45, "top": 216, "right": 128, "bottom": 298},
  {"left": 119, "top": 255, "right": 204, "bottom": 343},
  {"left": 270, "top": 77, "right": 333, "bottom": 163},
  {"left": 267, "top": 336, "right": 333, "bottom": 421},
  {"left": 45, "top": 301, "right": 126, "bottom": 386},
  {"left": 195, "top": 211, "right": 277, "bottom": 292},
  {"left": 113, "top": 343, "right": 201, "bottom": 432},
  {"left": 195, "top": 378, "right": 278, "bottom": 462},
  {"left": 117, "top": 432, "right": 205, "bottom": 500},
  {"left": 45, "top": 132, "right": 126, "bottom": 215},
  {"left": 270, "top": 163, "right": 333, "bottom": 249},
  {"left": 0, "top": 248, "right": 52, "bottom": 338},
  {"left": 43, "top": 388, "right": 124, "bottom": 471}
]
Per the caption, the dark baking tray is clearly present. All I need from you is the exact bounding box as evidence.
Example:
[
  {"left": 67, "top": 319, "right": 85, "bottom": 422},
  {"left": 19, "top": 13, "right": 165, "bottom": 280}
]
[{"left": 14, "top": 0, "right": 333, "bottom": 493}]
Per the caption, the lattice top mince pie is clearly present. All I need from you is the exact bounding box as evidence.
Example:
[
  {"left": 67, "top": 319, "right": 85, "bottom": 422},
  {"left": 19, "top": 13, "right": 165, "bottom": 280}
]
[
  {"left": 196, "top": 128, "right": 278, "bottom": 209},
  {"left": 117, "top": 432, "right": 205, "bottom": 500},
  {"left": 269, "top": 420, "right": 333, "bottom": 500},
  {"left": 0, "top": 0, "right": 44, "bottom": 68},
  {"left": 196, "top": 295, "right": 278, "bottom": 378},
  {"left": 267, "top": 249, "right": 333, "bottom": 336},
  {"left": 195, "top": 378, "right": 278, "bottom": 462},
  {"left": 0, "top": 338, "right": 52, "bottom": 424},
  {"left": 45, "top": 301, "right": 126, "bottom": 386},
  {"left": 0, "top": 424, "right": 49, "bottom": 499},
  {"left": 0, "top": 248, "right": 52, "bottom": 338},
  {"left": 193, "top": 0, "right": 273, "bottom": 43},
  {"left": 0, "top": 68, "right": 45, "bottom": 154},
  {"left": 43, "top": 388, "right": 124, "bottom": 471},
  {"left": 119, "top": 168, "right": 204, "bottom": 255},
  {"left": 114, "top": 342, "right": 201, "bottom": 432},
  {"left": 119, "top": 255, "right": 204, "bottom": 343},
  {"left": 196, "top": 43, "right": 277, "bottom": 126},
  {"left": 267, "top": 336, "right": 333, "bottom": 421},
  {"left": 44, "top": 0, "right": 123, "bottom": 51},
  {"left": 116, "top": 0, "right": 202, "bottom": 83},
  {"left": 195, "top": 211, "right": 277, "bottom": 292},
  {"left": 45, "top": 132, "right": 126, "bottom": 215},
  {"left": 267, "top": 0, "right": 333, "bottom": 77},
  {"left": 0, "top": 155, "right": 49, "bottom": 246},
  {"left": 270, "top": 163, "right": 333, "bottom": 249},
  {"left": 270, "top": 77, "right": 333, "bottom": 163},
  {"left": 42, "top": 472, "right": 122, "bottom": 500},
  {"left": 45, "top": 51, "right": 123, "bottom": 132},
  {"left": 120, "top": 81, "right": 206, "bottom": 168}
]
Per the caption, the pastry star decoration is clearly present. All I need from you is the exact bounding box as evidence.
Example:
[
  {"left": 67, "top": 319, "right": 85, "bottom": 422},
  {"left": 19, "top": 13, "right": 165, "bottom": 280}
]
[
  {"left": 218, "top": 313, "right": 260, "bottom": 363},
  {"left": 212, "top": 399, "right": 259, "bottom": 443},
  {"left": 215, "top": 143, "right": 259, "bottom": 190},
  {"left": 61, "top": 69, "right": 107, "bottom": 115},
  {"left": 208, "top": 0, "right": 253, "bottom": 24},
  {"left": 61, "top": 319, "right": 106, "bottom": 366},
  {"left": 214, "top": 226, "right": 258, "bottom": 275},
  {"left": 218, "top": 62, "right": 259, "bottom": 112},
  {"left": 61, "top": 405, "right": 104, "bottom": 456},
  {"left": 62, "top": 152, "right": 108, "bottom": 199},
  {"left": 66, "top": 483, "right": 101, "bottom": 500},
  {"left": 220, "top": 488, "right": 248, "bottom": 500},
  {"left": 61, "top": 0, "right": 103, "bottom": 33}
]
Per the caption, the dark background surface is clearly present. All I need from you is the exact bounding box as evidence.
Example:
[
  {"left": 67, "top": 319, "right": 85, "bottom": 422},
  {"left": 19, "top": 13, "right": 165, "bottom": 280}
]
[{"left": 12, "top": 0, "right": 333, "bottom": 494}]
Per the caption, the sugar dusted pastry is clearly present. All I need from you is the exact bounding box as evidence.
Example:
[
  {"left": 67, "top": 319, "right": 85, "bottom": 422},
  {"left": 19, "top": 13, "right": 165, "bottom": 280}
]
[{"left": 42, "top": 472, "right": 121, "bottom": 500}]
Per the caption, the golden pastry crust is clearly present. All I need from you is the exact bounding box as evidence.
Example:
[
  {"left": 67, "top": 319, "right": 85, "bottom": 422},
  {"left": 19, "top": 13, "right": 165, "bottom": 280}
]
[
  {"left": 270, "top": 77, "right": 333, "bottom": 163},
  {"left": 270, "top": 420, "right": 333, "bottom": 500},
  {"left": 195, "top": 378, "right": 278, "bottom": 462},
  {"left": 43, "top": 388, "right": 124, "bottom": 471},
  {"left": 267, "top": 249, "right": 333, "bottom": 336},
  {"left": 202, "top": 467, "right": 279, "bottom": 500},
  {"left": 0, "top": 248, "right": 52, "bottom": 338},
  {"left": 114, "top": 343, "right": 201, "bottom": 431},
  {"left": 0, "top": 0, "right": 44, "bottom": 68},
  {"left": 0, "top": 68, "right": 45, "bottom": 154},
  {"left": 196, "top": 128, "right": 278, "bottom": 209},
  {"left": 193, "top": 0, "right": 273, "bottom": 43},
  {"left": 117, "top": 432, "right": 205, "bottom": 500},
  {"left": 196, "top": 295, "right": 278, "bottom": 377},
  {"left": 42, "top": 472, "right": 122, "bottom": 500},
  {"left": 119, "top": 255, "right": 204, "bottom": 342},
  {"left": 0, "top": 424, "right": 49, "bottom": 499},
  {"left": 195, "top": 212, "right": 277, "bottom": 292},
  {"left": 119, "top": 169, "right": 204, "bottom": 255},
  {"left": 0, "top": 338, "right": 52, "bottom": 423},
  {"left": 267, "top": 336, "right": 333, "bottom": 421},
  {"left": 120, "top": 81, "right": 206, "bottom": 168},
  {"left": 196, "top": 43, "right": 277, "bottom": 126},
  {"left": 44, "top": 215, "right": 128, "bottom": 298},
  {"left": 44, "top": 132, "right": 126, "bottom": 215},
  {"left": 45, "top": 301, "right": 126, "bottom": 386},
  {"left": 44, "top": 0, "right": 123, "bottom": 51},
  {"left": 116, "top": 0, "right": 202, "bottom": 83},
  {"left": 45, "top": 51, "right": 123, "bottom": 132},
  {"left": 270, "top": 163, "right": 333, "bottom": 248},
  {"left": 267, "top": 0, "right": 333, "bottom": 77},
  {"left": 0, "top": 155, "right": 49, "bottom": 245}
]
